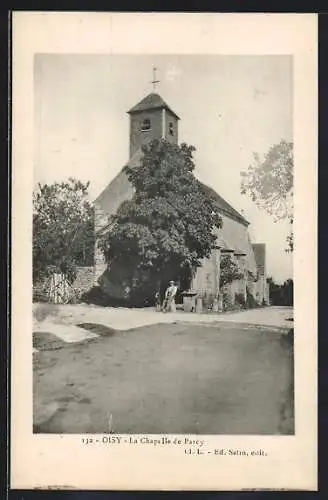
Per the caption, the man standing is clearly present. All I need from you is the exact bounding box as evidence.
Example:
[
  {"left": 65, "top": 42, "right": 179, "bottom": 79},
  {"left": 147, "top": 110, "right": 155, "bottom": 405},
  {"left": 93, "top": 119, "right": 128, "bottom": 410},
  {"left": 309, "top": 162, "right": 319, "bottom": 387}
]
[{"left": 163, "top": 280, "right": 178, "bottom": 312}]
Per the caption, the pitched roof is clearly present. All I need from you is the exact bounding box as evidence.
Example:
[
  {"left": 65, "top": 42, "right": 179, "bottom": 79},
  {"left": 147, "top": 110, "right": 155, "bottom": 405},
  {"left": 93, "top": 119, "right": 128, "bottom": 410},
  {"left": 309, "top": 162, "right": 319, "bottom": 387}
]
[
  {"left": 198, "top": 182, "right": 249, "bottom": 226},
  {"left": 95, "top": 150, "right": 250, "bottom": 238},
  {"left": 94, "top": 149, "right": 143, "bottom": 223},
  {"left": 127, "top": 92, "right": 180, "bottom": 120}
]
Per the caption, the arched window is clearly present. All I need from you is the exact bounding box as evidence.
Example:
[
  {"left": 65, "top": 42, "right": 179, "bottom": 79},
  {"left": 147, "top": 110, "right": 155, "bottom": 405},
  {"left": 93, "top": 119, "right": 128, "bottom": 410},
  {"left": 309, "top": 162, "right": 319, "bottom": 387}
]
[{"left": 141, "top": 118, "right": 151, "bottom": 131}]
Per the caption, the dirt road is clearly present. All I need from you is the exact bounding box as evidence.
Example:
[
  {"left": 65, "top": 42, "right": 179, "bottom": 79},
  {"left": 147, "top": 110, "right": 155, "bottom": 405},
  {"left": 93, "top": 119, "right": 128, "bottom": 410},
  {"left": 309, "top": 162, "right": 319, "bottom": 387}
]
[{"left": 33, "top": 321, "right": 294, "bottom": 435}]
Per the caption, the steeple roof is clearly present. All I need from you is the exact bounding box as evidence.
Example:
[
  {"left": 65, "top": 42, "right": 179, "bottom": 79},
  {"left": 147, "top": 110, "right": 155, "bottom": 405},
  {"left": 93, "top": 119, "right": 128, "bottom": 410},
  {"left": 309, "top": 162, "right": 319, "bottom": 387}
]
[{"left": 127, "top": 92, "right": 180, "bottom": 120}]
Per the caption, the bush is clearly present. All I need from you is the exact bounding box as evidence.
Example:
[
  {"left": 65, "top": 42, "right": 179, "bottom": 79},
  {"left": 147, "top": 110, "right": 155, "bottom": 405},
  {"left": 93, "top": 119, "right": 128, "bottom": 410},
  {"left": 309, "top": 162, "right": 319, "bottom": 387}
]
[
  {"left": 223, "top": 292, "right": 234, "bottom": 311},
  {"left": 80, "top": 286, "right": 151, "bottom": 308},
  {"left": 235, "top": 293, "right": 246, "bottom": 309},
  {"left": 80, "top": 286, "right": 112, "bottom": 306},
  {"left": 33, "top": 289, "right": 49, "bottom": 303}
]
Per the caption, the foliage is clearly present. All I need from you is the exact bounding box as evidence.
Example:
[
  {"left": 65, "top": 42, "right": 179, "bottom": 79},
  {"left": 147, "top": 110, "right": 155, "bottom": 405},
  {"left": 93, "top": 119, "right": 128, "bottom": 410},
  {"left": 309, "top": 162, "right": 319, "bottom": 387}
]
[
  {"left": 240, "top": 140, "right": 293, "bottom": 252},
  {"left": 247, "top": 270, "right": 257, "bottom": 282},
  {"left": 33, "top": 178, "right": 95, "bottom": 283},
  {"left": 222, "top": 292, "right": 234, "bottom": 311},
  {"left": 219, "top": 255, "right": 244, "bottom": 311},
  {"left": 235, "top": 292, "right": 246, "bottom": 308},
  {"left": 267, "top": 277, "right": 293, "bottom": 306},
  {"left": 219, "top": 255, "right": 244, "bottom": 290},
  {"left": 99, "top": 139, "right": 222, "bottom": 300}
]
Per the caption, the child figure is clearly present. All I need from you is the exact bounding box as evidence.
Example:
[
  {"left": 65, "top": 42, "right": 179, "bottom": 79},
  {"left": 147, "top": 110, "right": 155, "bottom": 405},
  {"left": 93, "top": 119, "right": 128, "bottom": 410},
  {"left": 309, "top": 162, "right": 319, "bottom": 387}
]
[{"left": 155, "top": 290, "right": 161, "bottom": 311}]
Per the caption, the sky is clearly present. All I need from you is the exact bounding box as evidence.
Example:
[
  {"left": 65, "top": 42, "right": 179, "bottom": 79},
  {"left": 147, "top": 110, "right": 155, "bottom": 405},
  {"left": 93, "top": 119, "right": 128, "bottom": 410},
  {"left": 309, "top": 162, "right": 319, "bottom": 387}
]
[{"left": 34, "top": 54, "right": 293, "bottom": 283}]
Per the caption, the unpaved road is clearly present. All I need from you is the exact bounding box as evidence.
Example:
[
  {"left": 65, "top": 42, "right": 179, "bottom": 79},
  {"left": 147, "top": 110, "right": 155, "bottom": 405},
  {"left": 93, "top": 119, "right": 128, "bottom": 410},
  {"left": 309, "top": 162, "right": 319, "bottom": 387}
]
[{"left": 33, "top": 321, "right": 294, "bottom": 435}]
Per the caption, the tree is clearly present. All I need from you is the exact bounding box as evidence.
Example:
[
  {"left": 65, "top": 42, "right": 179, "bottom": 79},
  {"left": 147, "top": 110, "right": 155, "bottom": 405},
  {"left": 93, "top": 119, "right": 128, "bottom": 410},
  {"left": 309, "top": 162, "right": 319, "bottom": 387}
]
[
  {"left": 219, "top": 255, "right": 244, "bottom": 290},
  {"left": 99, "top": 139, "right": 222, "bottom": 303},
  {"left": 219, "top": 255, "right": 244, "bottom": 309},
  {"left": 267, "top": 276, "right": 293, "bottom": 306},
  {"left": 240, "top": 140, "right": 293, "bottom": 251},
  {"left": 33, "top": 178, "right": 95, "bottom": 283}
]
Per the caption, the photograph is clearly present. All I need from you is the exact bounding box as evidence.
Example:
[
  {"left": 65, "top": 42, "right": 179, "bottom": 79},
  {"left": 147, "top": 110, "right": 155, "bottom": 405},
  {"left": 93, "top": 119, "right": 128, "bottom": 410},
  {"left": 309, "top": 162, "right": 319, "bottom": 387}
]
[
  {"left": 32, "top": 53, "right": 295, "bottom": 436},
  {"left": 11, "top": 12, "right": 317, "bottom": 491}
]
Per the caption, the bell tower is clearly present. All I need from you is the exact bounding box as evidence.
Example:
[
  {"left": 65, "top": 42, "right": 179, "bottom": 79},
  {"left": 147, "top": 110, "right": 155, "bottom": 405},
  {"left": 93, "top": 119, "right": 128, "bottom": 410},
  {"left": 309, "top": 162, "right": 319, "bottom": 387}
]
[{"left": 127, "top": 67, "right": 180, "bottom": 158}]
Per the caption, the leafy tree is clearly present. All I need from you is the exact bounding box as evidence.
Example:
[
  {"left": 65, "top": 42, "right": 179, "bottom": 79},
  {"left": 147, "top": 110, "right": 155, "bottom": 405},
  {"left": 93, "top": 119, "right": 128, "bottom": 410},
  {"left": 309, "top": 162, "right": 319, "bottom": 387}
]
[
  {"left": 33, "top": 178, "right": 95, "bottom": 283},
  {"left": 267, "top": 276, "right": 293, "bottom": 306},
  {"left": 218, "top": 255, "right": 244, "bottom": 310},
  {"left": 240, "top": 140, "right": 293, "bottom": 251},
  {"left": 99, "top": 139, "right": 222, "bottom": 302},
  {"left": 219, "top": 255, "right": 244, "bottom": 290}
]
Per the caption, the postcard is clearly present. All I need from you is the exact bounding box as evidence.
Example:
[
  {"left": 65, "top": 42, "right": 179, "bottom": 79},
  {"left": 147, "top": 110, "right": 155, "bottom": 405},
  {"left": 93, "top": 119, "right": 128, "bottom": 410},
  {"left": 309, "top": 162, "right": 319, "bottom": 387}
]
[{"left": 11, "top": 11, "right": 317, "bottom": 491}]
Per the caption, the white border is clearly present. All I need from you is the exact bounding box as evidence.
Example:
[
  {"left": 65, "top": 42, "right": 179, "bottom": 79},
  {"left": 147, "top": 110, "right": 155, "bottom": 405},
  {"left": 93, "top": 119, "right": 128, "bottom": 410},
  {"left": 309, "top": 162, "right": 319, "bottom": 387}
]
[{"left": 11, "top": 12, "right": 317, "bottom": 491}]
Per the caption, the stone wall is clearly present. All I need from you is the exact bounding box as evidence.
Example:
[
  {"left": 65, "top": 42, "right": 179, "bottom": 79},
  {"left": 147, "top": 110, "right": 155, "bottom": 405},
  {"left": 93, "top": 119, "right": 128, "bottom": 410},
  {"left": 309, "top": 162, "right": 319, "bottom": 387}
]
[
  {"left": 216, "top": 215, "right": 258, "bottom": 275},
  {"left": 191, "top": 245, "right": 258, "bottom": 308},
  {"left": 73, "top": 267, "right": 95, "bottom": 294},
  {"left": 253, "top": 275, "right": 270, "bottom": 305},
  {"left": 164, "top": 109, "right": 179, "bottom": 145},
  {"left": 129, "top": 108, "right": 163, "bottom": 158},
  {"left": 192, "top": 249, "right": 220, "bottom": 296},
  {"left": 94, "top": 242, "right": 107, "bottom": 286},
  {"left": 94, "top": 202, "right": 109, "bottom": 285}
]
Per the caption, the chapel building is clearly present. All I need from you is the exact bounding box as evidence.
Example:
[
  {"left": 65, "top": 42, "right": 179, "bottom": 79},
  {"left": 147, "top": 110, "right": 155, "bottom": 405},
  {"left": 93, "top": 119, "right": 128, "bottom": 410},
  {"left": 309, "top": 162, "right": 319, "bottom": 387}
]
[{"left": 93, "top": 90, "right": 269, "bottom": 306}]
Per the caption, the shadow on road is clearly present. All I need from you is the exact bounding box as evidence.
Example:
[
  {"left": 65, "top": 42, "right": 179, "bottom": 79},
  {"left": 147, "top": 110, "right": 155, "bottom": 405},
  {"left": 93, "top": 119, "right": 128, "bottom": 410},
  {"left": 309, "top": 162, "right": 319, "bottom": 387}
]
[{"left": 77, "top": 323, "right": 117, "bottom": 337}]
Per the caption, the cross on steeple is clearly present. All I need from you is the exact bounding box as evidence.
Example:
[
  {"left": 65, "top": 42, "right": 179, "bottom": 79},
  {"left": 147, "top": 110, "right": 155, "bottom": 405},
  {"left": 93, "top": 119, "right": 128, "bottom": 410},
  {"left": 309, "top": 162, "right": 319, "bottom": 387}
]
[{"left": 151, "top": 66, "right": 160, "bottom": 92}]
